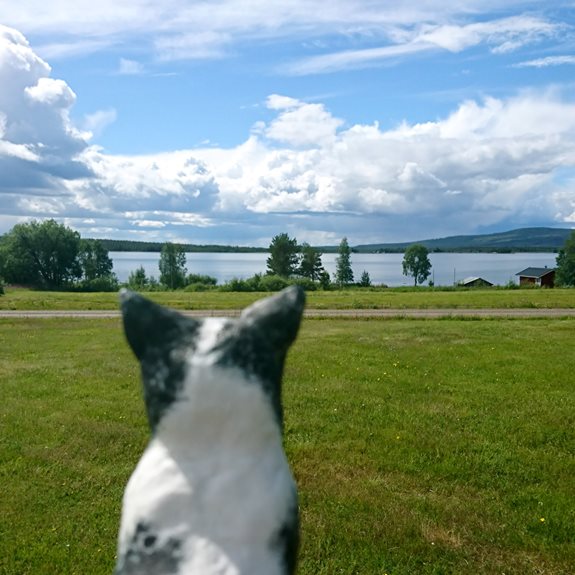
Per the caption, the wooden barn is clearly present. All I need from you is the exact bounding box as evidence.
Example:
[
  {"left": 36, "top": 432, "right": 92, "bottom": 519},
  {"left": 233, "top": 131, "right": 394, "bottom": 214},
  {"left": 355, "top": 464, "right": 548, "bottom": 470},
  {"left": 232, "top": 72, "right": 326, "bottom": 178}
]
[
  {"left": 516, "top": 267, "right": 556, "bottom": 288},
  {"left": 459, "top": 276, "right": 493, "bottom": 288}
]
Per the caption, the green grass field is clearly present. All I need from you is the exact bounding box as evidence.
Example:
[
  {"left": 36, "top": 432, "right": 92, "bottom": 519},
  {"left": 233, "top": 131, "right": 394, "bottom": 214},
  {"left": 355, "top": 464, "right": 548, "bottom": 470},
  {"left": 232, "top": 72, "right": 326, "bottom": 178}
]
[
  {"left": 1, "top": 314, "right": 573, "bottom": 574},
  {"left": 1, "top": 285, "right": 575, "bottom": 310}
]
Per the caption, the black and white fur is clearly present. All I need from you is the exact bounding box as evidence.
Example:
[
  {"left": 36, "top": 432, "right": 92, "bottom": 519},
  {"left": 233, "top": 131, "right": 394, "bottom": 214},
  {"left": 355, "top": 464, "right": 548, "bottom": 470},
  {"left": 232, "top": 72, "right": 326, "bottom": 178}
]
[{"left": 115, "top": 286, "right": 305, "bottom": 575}]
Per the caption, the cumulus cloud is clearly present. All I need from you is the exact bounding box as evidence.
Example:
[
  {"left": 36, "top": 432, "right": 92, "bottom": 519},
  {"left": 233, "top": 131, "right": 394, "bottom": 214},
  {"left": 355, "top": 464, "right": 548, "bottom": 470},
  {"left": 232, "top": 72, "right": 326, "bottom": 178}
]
[
  {"left": 2, "top": 24, "right": 575, "bottom": 245},
  {"left": 0, "top": 24, "right": 91, "bottom": 215}
]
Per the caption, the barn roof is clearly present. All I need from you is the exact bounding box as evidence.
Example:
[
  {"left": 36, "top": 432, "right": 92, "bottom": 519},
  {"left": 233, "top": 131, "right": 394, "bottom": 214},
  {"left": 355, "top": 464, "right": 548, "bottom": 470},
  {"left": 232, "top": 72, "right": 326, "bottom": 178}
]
[
  {"left": 461, "top": 276, "right": 493, "bottom": 286},
  {"left": 515, "top": 267, "right": 556, "bottom": 278}
]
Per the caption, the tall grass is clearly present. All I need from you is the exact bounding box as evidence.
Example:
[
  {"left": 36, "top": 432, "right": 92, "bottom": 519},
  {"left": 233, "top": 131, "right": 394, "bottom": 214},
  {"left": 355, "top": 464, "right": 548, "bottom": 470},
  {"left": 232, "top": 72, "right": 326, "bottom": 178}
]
[{"left": 1, "top": 317, "right": 574, "bottom": 574}]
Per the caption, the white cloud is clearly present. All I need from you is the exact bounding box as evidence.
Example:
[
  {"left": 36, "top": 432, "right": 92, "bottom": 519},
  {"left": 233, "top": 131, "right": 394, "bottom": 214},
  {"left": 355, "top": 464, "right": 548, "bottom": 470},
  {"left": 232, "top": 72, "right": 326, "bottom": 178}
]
[
  {"left": 287, "top": 15, "right": 559, "bottom": 75},
  {"left": 117, "top": 58, "right": 145, "bottom": 75},
  {"left": 82, "top": 108, "right": 117, "bottom": 137},
  {"left": 2, "top": 24, "right": 575, "bottom": 244},
  {"left": 264, "top": 99, "right": 344, "bottom": 147},
  {"left": 515, "top": 55, "right": 575, "bottom": 68},
  {"left": 0, "top": 24, "right": 90, "bottom": 215},
  {"left": 154, "top": 31, "right": 232, "bottom": 61},
  {"left": 0, "top": 1, "right": 562, "bottom": 68}
]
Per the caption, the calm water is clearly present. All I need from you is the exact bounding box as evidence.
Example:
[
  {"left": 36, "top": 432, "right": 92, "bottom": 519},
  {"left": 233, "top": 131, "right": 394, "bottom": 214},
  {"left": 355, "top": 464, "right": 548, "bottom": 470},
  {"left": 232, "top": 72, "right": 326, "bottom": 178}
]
[{"left": 111, "top": 251, "right": 558, "bottom": 287}]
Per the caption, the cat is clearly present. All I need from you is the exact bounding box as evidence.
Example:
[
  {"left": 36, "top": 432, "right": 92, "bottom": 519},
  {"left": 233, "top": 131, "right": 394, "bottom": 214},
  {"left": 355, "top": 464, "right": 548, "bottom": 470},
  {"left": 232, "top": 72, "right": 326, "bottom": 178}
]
[{"left": 114, "top": 286, "right": 305, "bottom": 575}]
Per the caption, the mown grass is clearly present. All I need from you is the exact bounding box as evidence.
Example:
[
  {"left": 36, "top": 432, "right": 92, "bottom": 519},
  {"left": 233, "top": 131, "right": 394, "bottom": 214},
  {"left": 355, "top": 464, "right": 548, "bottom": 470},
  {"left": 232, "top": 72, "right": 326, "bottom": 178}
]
[
  {"left": 1, "top": 285, "right": 575, "bottom": 310},
  {"left": 1, "top": 317, "right": 574, "bottom": 574}
]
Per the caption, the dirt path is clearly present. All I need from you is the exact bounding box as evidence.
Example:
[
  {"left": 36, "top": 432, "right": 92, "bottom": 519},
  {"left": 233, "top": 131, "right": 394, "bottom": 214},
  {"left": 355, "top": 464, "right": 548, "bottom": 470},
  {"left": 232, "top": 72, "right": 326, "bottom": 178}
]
[{"left": 2, "top": 308, "right": 575, "bottom": 319}]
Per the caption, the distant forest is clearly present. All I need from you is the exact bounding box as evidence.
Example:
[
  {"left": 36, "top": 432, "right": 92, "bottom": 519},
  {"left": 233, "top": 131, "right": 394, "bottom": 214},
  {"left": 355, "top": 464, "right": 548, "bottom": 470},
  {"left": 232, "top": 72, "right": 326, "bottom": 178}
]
[
  {"left": 97, "top": 227, "right": 572, "bottom": 254},
  {"left": 98, "top": 239, "right": 267, "bottom": 253}
]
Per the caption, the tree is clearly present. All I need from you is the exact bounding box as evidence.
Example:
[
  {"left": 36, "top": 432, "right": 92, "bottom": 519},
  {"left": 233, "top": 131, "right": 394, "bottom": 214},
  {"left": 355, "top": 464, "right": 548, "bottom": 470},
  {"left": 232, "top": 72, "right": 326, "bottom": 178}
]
[
  {"left": 127, "top": 266, "right": 149, "bottom": 290},
  {"left": 334, "top": 237, "right": 354, "bottom": 287},
  {"left": 78, "top": 239, "right": 114, "bottom": 281},
  {"left": 359, "top": 270, "right": 372, "bottom": 287},
  {"left": 402, "top": 243, "right": 432, "bottom": 286},
  {"left": 298, "top": 243, "right": 325, "bottom": 281},
  {"left": 159, "top": 243, "right": 187, "bottom": 289},
  {"left": 266, "top": 233, "right": 299, "bottom": 278},
  {"left": 0, "top": 219, "right": 81, "bottom": 289},
  {"left": 555, "top": 231, "right": 575, "bottom": 286}
]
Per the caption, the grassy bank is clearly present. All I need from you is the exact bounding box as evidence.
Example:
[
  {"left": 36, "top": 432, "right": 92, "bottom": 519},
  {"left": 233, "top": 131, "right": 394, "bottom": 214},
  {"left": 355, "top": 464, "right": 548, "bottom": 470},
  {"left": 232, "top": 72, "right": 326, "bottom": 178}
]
[
  {"left": 1, "top": 285, "right": 575, "bottom": 311},
  {"left": 1, "top": 316, "right": 574, "bottom": 574}
]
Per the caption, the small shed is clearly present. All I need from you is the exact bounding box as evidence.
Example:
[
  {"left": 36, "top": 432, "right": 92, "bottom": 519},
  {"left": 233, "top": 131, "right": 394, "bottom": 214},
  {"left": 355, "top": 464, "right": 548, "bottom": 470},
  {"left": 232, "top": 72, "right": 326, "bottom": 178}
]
[
  {"left": 460, "top": 276, "right": 493, "bottom": 288},
  {"left": 516, "top": 267, "right": 556, "bottom": 288}
]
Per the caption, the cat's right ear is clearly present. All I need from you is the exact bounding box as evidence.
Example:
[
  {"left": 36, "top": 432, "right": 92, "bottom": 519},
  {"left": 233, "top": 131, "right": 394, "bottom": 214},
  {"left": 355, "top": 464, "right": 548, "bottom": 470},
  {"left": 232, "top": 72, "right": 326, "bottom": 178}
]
[{"left": 119, "top": 289, "right": 199, "bottom": 361}]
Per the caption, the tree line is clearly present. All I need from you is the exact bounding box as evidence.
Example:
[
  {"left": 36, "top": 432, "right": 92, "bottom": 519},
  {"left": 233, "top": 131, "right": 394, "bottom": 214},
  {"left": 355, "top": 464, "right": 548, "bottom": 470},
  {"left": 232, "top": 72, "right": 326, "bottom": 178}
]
[{"left": 3, "top": 220, "right": 575, "bottom": 292}]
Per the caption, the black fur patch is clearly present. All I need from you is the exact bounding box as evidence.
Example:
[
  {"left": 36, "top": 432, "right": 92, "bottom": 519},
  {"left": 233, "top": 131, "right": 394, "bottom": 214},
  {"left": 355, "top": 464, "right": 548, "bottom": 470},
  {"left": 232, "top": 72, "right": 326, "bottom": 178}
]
[
  {"left": 270, "top": 494, "right": 299, "bottom": 575},
  {"left": 121, "top": 287, "right": 305, "bottom": 431},
  {"left": 115, "top": 522, "right": 183, "bottom": 575},
  {"left": 121, "top": 290, "right": 201, "bottom": 431}
]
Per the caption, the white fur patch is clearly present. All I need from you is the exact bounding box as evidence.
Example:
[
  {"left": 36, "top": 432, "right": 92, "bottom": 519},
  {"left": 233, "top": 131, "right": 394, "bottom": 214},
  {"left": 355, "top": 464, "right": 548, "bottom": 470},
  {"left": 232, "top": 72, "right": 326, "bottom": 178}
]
[{"left": 118, "top": 356, "right": 295, "bottom": 575}]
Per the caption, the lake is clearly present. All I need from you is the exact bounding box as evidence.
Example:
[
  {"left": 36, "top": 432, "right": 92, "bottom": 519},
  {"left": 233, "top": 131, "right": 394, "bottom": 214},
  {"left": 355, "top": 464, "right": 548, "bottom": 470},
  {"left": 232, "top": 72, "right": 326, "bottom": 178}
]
[{"left": 111, "top": 251, "right": 558, "bottom": 287}]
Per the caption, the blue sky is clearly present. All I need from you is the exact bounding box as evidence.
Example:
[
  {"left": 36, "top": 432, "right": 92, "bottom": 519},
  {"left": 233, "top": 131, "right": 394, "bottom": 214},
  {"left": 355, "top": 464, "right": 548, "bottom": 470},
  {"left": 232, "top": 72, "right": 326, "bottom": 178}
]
[{"left": 1, "top": 1, "right": 575, "bottom": 246}]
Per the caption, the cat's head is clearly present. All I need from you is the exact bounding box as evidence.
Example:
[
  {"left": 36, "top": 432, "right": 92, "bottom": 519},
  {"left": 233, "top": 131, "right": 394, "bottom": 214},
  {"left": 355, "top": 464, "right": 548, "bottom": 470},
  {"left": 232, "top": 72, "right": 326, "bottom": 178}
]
[{"left": 120, "top": 286, "right": 305, "bottom": 434}]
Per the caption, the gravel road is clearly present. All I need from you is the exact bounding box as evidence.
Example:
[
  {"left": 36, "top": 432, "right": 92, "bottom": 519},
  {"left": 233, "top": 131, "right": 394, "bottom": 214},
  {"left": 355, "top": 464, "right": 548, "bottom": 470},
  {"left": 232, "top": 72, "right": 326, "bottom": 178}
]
[{"left": 2, "top": 308, "right": 575, "bottom": 319}]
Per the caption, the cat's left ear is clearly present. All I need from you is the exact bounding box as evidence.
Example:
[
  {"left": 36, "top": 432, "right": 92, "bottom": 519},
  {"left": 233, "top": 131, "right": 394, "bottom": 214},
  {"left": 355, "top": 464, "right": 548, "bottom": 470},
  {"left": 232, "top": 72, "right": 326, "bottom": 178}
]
[
  {"left": 120, "top": 289, "right": 200, "bottom": 361},
  {"left": 240, "top": 285, "right": 305, "bottom": 351}
]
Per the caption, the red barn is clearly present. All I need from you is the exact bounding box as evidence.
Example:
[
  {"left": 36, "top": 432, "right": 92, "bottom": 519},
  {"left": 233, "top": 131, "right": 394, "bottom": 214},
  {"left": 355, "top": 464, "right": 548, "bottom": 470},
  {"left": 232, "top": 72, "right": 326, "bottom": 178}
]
[{"left": 515, "top": 267, "right": 556, "bottom": 288}]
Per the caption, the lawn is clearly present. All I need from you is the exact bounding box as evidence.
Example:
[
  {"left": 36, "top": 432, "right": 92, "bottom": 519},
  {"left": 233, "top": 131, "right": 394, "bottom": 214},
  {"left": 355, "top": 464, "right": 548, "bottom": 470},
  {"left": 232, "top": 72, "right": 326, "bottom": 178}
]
[
  {"left": 1, "top": 316, "right": 574, "bottom": 574},
  {"left": 1, "top": 285, "right": 575, "bottom": 311}
]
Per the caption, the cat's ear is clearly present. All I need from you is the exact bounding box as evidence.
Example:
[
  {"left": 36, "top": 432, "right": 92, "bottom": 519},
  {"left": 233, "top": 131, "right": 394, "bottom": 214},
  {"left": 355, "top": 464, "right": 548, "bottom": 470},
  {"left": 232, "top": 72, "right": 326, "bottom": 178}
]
[
  {"left": 120, "top": 289, "right": 200, "bottom": 361},
  {"left": 240, "top": 285, "right": 305, "bottom": 351}
]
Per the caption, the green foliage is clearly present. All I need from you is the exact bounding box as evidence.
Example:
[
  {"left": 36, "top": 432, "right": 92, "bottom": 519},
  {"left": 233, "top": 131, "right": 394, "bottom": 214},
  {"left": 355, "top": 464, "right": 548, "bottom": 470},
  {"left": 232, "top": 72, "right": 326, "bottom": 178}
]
[
  {"left": 402, "top": 243, "right": 432, "bottom": 286},
  {"left": 74, "top": 276, "right": 119, "bottom": 292},
  {"left": 266, "top": 233, "right": 300, "bottom": 278},
  {"left": 0, "top": 219, "right": 82, "bottom": 289},
  {"left": 127, "top": 266, "right": 149, "bottom": 290},
  {"left": 78, "top": 239, "right": 114, "bottom": 281},
  {"left": 359, "top": 270, "right": 372, "bottom": 287},
  {"left": 75, "top": 239, "right": 117, "bottom": 291},
  {"left": 259, "top": 274, "right": 290, "bottom": 291},
  {"left": 183, "top": 274, "right": 218, "bottom": 292},
  {"left": 334, "top": 237, "right": 354, "bottom": 287},
  {"left": 298, "top": 243, "right": 325, "bottom": 281},
  {"left": 318, "top": 270, "right": 331, "bottom": 290},
  {"left": 159, "top": 243, "right": 187, "bottom": 289},
  {"left": 555, "top": 230, "right": 575, "bottom": 286},
  {"left": 220, "top": 274, "right": 262, "bottom": 292},
  {"left": 186, "top": 273, "right": 217, "bottom": 286},
  {"left": 97, "top": 238, "right": 266, "bottom": 253}
]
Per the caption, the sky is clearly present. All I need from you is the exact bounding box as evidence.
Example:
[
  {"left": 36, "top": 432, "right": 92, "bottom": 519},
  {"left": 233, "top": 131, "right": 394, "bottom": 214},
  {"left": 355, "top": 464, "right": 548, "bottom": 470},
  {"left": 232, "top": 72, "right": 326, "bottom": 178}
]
[{"left": 1, "top": 1, "right": 575, "bottom": 247}]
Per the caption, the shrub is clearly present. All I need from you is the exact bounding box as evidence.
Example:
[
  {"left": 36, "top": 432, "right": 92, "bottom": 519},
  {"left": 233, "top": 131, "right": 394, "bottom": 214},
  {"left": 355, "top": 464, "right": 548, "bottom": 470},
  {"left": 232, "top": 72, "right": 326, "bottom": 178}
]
[
  {"left": 186, "top": 273, "right": 217, "bottom": 287},
  {"left": 259, "top": 274, "right": 290, "bottom": 292},
  {"left": 74, "top": 275, "right": 119, "bottom": 292},
  {"left": 292, "top": 277, "right": 317, "bottom": 291},
  {"left": 220, "top": 277, "right": 254, "bottom": 292}
]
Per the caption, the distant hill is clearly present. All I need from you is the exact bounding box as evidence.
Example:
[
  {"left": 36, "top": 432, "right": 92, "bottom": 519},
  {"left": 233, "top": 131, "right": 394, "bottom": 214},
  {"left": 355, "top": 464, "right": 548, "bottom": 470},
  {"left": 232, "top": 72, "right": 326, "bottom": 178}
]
[
  {"left": 353, "top": 227, "right": 573, "bottom": 253},
  {"left": 94, "top": 227, "right": 573, "bottom": 253}
]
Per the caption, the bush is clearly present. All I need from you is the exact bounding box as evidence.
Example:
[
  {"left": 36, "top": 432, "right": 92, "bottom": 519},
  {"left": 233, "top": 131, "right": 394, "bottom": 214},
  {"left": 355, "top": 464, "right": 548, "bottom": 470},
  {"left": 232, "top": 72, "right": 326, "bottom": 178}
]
[
  {"left": 259, "top": 274, "right": 290, "bottom": 292},
  {"left": 74, "top": 275, "right": 119, "bottom": 292},
  {"left": 220, "top": 277, "right": 254, "bottom": 292},
  {"left": 186, "top": 273, "right": 217, "bottom": 287},
  {"left": 291, "top": 277, "right": 318, "bottom": 291}
]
